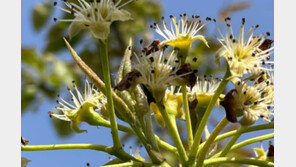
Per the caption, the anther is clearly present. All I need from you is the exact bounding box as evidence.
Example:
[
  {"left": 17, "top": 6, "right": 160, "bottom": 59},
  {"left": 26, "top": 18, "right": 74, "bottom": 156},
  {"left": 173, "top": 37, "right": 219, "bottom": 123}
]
[
  {"left": 206, "top": 17, "right": 211, "bottom": 21},
  {"left": 53, "top": 18, "right": 57, "bottom": 22},
  {"left": 149, "top": 57, "right": 154, "bottom": 62},
  {"left": 225, "top": 17, "right": 231, "bottom": 21},
  {"left": 193, "top": 57, "right": 197, "bottom": 62},
  {"left": 266, "top": 32, "right": 271, "bottom": 36},
  {"left": 53, "top": 2, "right": 57, "bottom": 6},
  {"left": 242, "top": 18, "right": 245, "bottom": 24},
  {"left": 255, "top": 24, "right": 259, "bottom": 28}
]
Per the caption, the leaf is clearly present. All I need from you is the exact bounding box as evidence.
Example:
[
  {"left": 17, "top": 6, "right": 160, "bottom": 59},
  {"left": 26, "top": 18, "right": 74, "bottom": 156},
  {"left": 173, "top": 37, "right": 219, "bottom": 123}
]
[
  {"left": 21, "top": 48, "right": 45, "bottom": 71},
  {"left": 32, "top": 3, "right": 53, "bottom": 31},
  {"left": 21, "top": 84, "right": 37, "bottom": 111}
]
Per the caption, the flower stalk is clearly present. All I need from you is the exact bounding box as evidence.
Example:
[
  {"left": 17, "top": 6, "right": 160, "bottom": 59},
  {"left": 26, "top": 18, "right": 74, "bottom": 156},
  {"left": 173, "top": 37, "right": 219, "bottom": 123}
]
[
  {"left": 98, "top": 39, "right": 122, "bottom": 150},
  {"left": 22, "top": 144, "right": 137, "bottom": 161},
  {"left": 211, "top": 133, "right": 274, "bottom": 158},
  {"left": 188, "top": 64, "right": 231, "bottom": 163},
  {"left": 182, "top": 84, "right": 193, "bottom": 148},
  {"left": 203, "top": 157, "right": 274, "bottom": 167},
  {"left": 195, "top": 117, "right": 229, "bottom": 167},
  {"left": 156, "top": 102, "right": 188, "bottom": 166},
  {"left": 217, "top": 125, "right": 248, "bottom": 158}
]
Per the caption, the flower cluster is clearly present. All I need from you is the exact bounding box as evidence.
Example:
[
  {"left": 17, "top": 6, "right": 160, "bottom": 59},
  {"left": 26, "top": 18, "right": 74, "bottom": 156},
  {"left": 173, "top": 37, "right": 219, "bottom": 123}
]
[
  {"left": 54, "top": 0, "right": 133, "bottom": 40},
  {"left": 39, "top": 2, "right": 275, "bottom": 165},
  {"left": 216, "top": 18, "right": 274, "bottom": 78},
  {"left": 50, "top": 79, "right": 107, "bottom": 133}
]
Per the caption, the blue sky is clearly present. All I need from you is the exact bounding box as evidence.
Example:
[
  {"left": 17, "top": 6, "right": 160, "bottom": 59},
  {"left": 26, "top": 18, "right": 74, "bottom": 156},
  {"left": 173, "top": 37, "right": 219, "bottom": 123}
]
[{"left": 21, "top": 0, "right": 274, "bottom": 166}]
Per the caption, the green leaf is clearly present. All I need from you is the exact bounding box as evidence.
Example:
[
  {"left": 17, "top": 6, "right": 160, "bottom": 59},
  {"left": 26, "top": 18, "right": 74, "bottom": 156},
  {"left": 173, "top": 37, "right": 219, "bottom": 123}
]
[
  {"left": 21, "top": 84, "right": 37, "bottom": 111},
  {"left": 32, "top": 3, "right": 53, "bottom": 31}
]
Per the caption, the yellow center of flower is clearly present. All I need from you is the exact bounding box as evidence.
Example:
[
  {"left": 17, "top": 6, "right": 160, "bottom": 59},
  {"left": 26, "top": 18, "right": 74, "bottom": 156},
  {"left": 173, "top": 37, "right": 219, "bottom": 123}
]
[{"left": 165, "top": 35, "right": 209, "bottom": 51}]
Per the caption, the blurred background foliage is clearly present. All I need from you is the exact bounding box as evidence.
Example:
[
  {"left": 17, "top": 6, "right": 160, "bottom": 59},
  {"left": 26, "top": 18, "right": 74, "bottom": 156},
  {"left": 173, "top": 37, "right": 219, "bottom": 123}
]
[{"left": 22, "top": 0, "right": 268, "bottom": 165}]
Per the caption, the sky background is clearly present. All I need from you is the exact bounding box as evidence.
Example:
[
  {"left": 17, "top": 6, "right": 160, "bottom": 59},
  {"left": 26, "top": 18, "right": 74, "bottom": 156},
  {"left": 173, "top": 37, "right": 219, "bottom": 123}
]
[{"left": 21, "top": 0, "right": 274, "bottom": 166}]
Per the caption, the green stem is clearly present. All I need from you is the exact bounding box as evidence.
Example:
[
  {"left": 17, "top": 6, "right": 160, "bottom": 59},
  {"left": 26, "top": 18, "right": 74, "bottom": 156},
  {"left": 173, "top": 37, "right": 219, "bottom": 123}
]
[
  {"left": 64, "top": 39, "right": 175, "bottom": 162},
  {"left": 196, "top": 122, "right": 274, "bottom": 154},
  {"left": 218, "top": 125, "right": 248, "bottom": 158},
  {"left": 98, "top": 39, "right": 121, "bottom": 150},
  {"left": 211, "top": 133, "right": 274, "bottom": 158},
  {"left": 146, "top": 109, "right": 160, "bottom": 151},
  {"left": 203, "top": 157, "right": 274, "bottom": 167},
  {"left": 209, "top": 123, "right": 274, "bottom": 144},
  {"left": 156, "top": 102, "right": 188, "bottom": 166},
  {"left": 195, "top": 106, "right": 207, "bottom": 132},
  {"left": 188, "top": 65, "right": 231, "bottom": 163},
  {"left": 195, "top": 117, "right": 229, "bottom": 167},
  {"left": 182, "top": 85, "right": 193, "bottom": 148},
  {"left": 22, "top": 144, "right": 136, "bottom": 161}
]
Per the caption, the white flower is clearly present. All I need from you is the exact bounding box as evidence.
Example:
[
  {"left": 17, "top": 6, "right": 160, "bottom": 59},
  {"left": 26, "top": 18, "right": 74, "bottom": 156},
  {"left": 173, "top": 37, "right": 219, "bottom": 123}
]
[
  {"left": 232, "top": 80, "right": 272, "bottom": 125},
  {"left": 50, "top": 79, "right": 106, "bottom": 133},
  {"left": 133, "top": 49, "right": 188, "bottom": 102},
  {"left": 54, "top": 0, "right": 132, "bottom": 40},
  {"left": 190, "top": 76, "right": 221, "bottom": 107},
  {"left": 152, "top": 14, "right": 209, "bottom": 51},
  {"left": 216, "top": 18, "right": 274, "bottom": 78}
]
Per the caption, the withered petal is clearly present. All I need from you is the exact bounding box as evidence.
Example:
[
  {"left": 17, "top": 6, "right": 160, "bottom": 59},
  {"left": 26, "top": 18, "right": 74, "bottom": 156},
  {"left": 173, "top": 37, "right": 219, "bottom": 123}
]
[
  {"left": 145, "top": 39, "right": 161, "bottom": 56},
  {"left": 220, "top": 89, "right": 238, "bottom": 123},
  {"left": 259, "top": 38, "right": 274, "bottom": 51},
  {"left": 114, "top": 70, "right": 142, "bottom": 91},
  {"left": 267, "top": 143, "right": 274, "bottom": 157},
  {"left": 21, "top": 136, "right": 29, "bottom": 145},
  {"left": 176, "top": 63, "right": 197, "bottom": 88}
]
